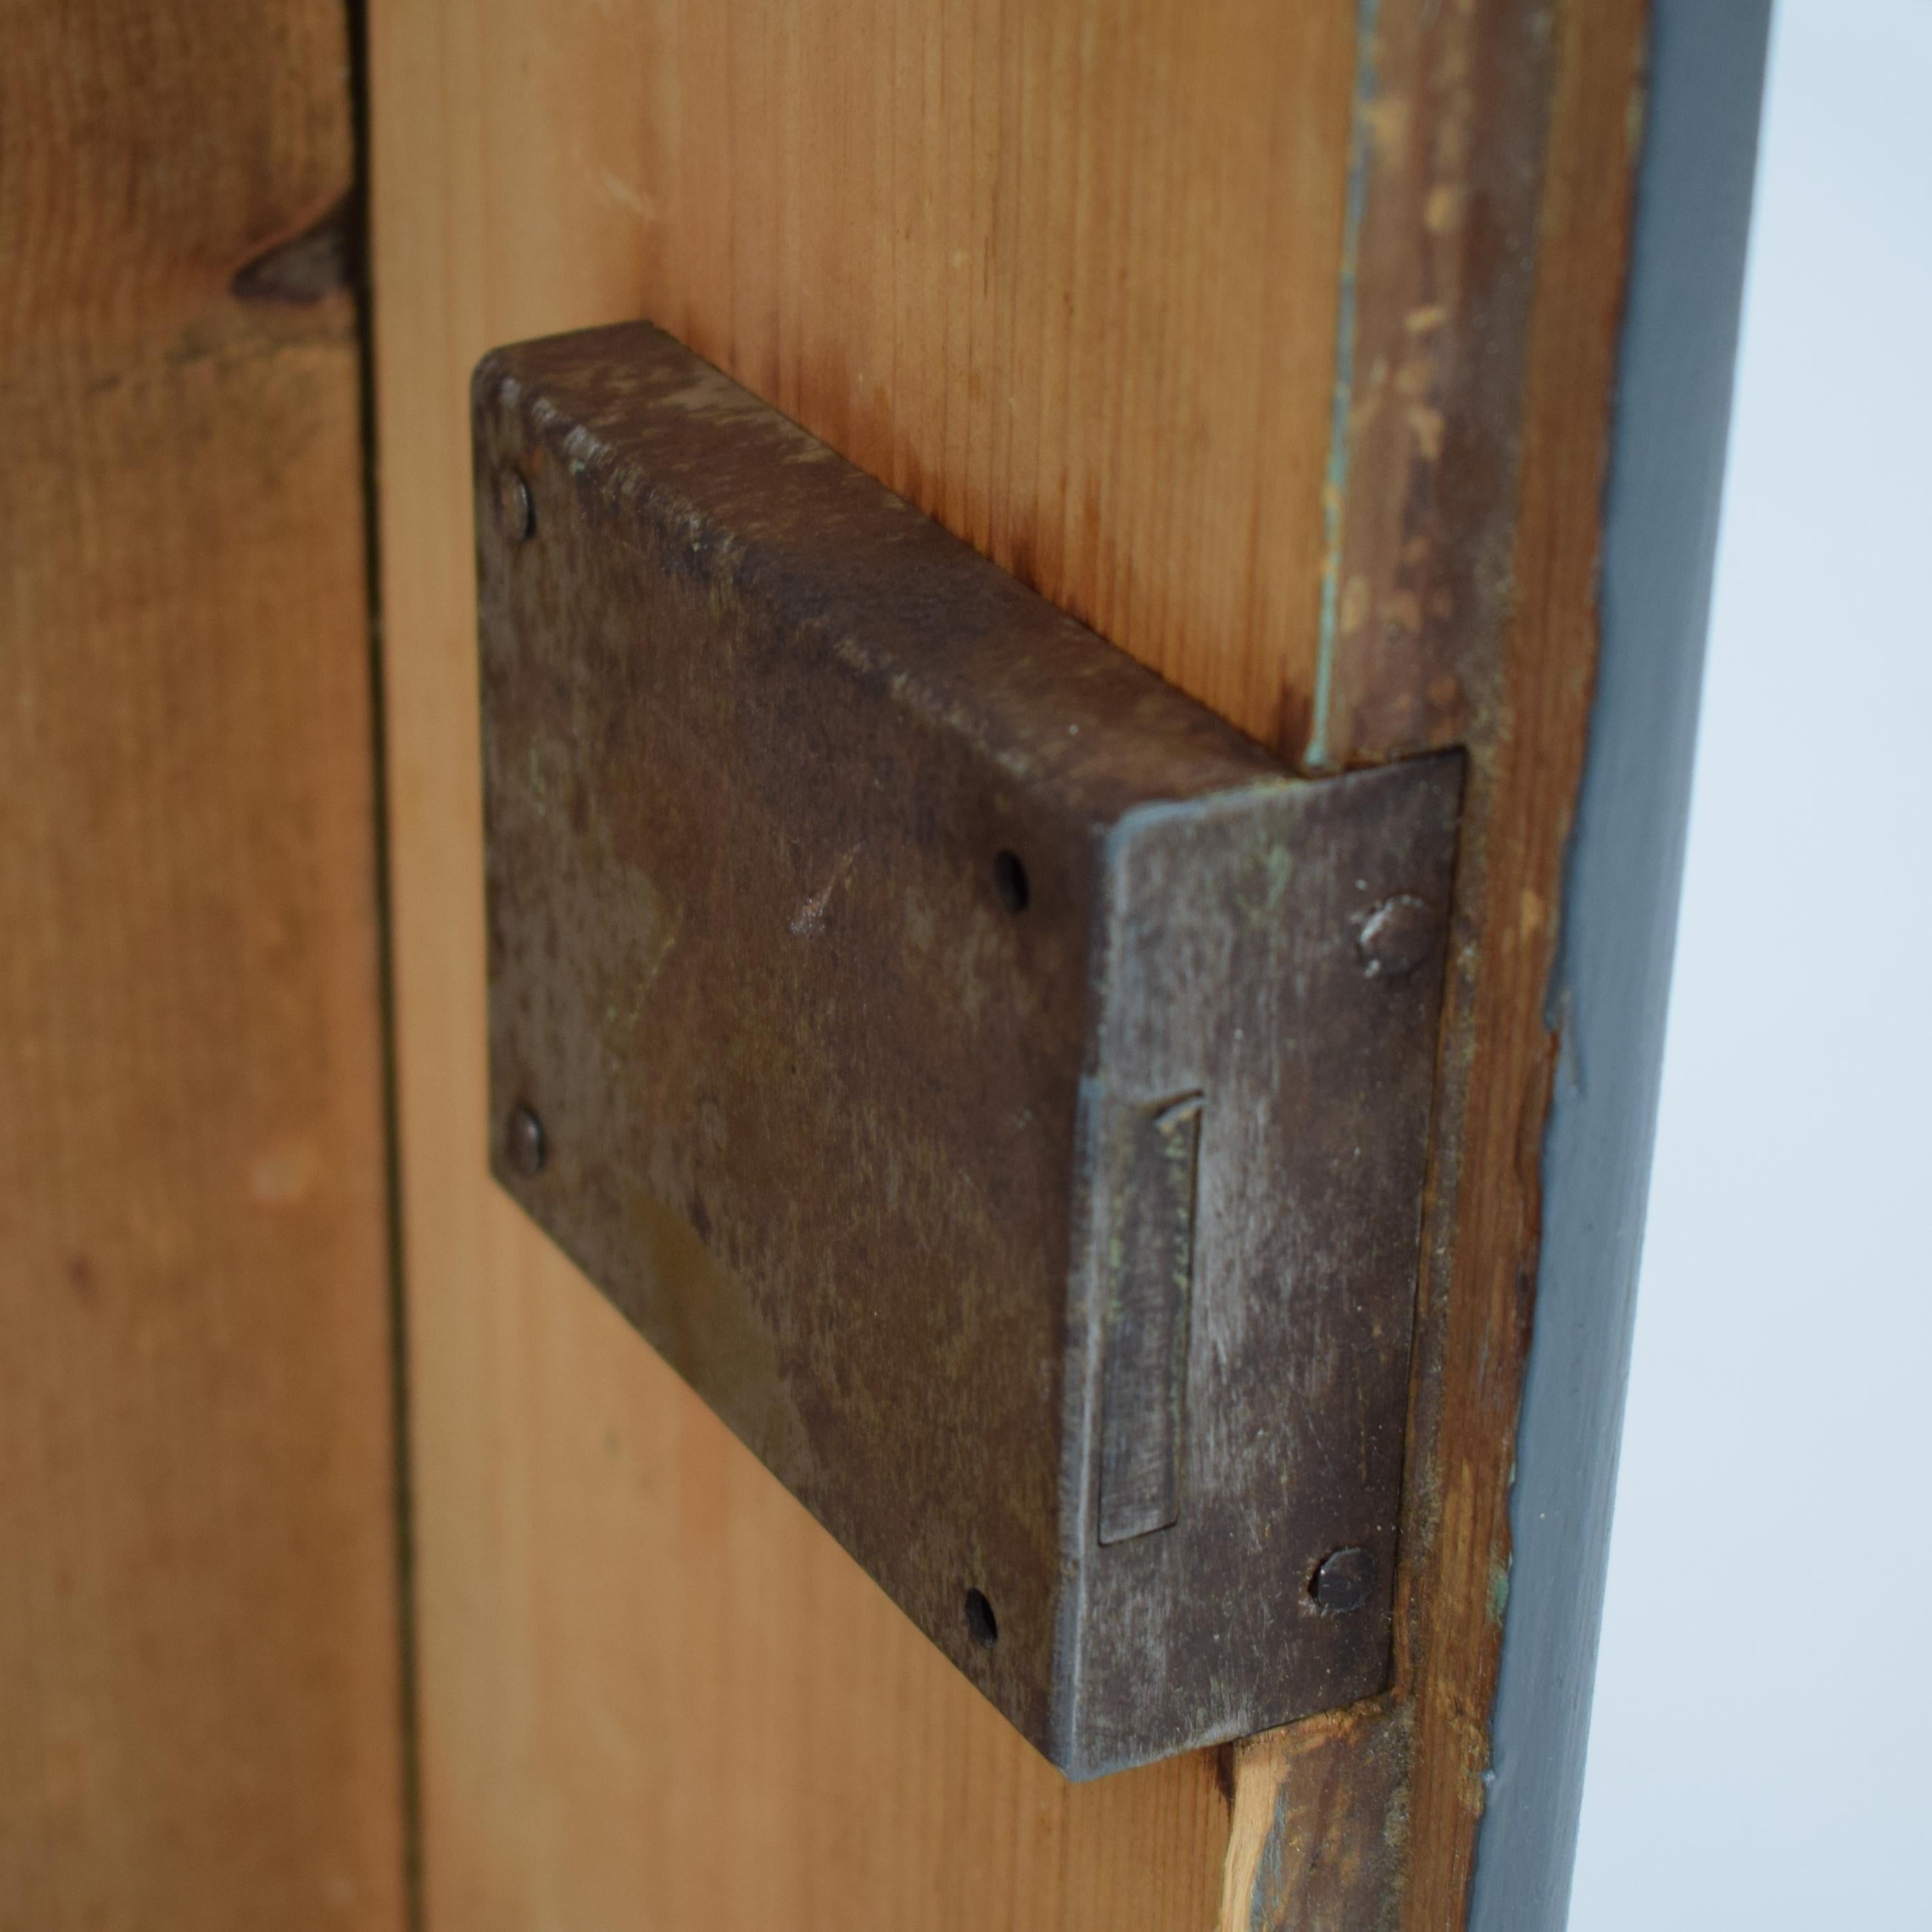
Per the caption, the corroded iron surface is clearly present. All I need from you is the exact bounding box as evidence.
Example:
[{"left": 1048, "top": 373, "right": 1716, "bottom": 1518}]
[{"left": 474, "top": 323, "right": 1461, "bottom": 1777}]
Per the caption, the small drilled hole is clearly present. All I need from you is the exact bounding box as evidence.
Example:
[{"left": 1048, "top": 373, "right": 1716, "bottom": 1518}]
[
  {"left": 963, "top": 1588, "right": 999, "bottom": 1648},
  {"left": 992, "top": 850, "right": 1030, "bottom": 914}
]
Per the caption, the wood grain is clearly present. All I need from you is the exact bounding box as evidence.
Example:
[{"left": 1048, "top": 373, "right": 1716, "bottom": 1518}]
[
  {"left": 371, "top": 1, "right": 1357, "bottom": 1924},
  {"left": 1308, "top": 0, "right": 1562, "bottom": 768},
  {"left": 371, "top": 0, "right": 1650, "bottom": 1926},
  {"left": 1397, "top": 5, "right": 1649, "bottom": 1922},
  {"left": 1238, "top": 3, "right": 1650, "bottom": 1924},
  {"left": 0, "top": 4, "right": 407, "bottom": 1927}
]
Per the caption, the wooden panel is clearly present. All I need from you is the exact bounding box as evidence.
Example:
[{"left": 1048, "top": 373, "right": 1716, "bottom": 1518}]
[
  {"left": 371, "top": 0, "right": 1650, "bottom": 1926},
  {"left": 0, "top": 5, "right": 408, "bottom": 1929},
  {"left": 371, "top": 1, "right": 1354, "bottom": 1924}
]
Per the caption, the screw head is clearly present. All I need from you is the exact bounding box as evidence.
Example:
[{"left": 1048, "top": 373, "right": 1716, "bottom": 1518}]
[
  {"left": 505, "top": 1102, "right": 546, "bottom": 1177},
  {"left": 495, "top": 466, "right": 535, "bottom": 544},
  {"left": 1309, "top": 1545, "right": 1377, "bottom": 1615},
  {"left": 1357, "top": 894, "right": 1437, "bottom": 979}
]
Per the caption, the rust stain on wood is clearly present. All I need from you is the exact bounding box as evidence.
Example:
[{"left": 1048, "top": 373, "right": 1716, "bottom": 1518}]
[{"left": 1309, "top": 0, "right": 1566, "bottom": 771}]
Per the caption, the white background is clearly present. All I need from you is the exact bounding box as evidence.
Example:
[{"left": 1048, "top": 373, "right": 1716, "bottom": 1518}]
[{"left": 1567, "top": 2, "right": 1932, "bottom": 1925}]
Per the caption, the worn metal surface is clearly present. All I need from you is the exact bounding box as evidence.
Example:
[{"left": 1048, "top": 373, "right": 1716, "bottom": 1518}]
[{"left": 473, "top": 323, "right": 1462, "bottom": 1777}]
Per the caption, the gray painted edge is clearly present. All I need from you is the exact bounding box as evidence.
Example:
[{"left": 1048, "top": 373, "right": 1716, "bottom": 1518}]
[{"left": 1466, "top": 4, "right": 1772, "bottom": 1929}]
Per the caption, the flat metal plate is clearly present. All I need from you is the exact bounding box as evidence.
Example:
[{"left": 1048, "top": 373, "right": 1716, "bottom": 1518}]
[{"left": 474, "top": 323, "right": 1461, "bottom": 1777}]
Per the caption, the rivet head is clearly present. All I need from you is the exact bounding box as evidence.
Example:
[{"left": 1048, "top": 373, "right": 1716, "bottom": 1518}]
[
  {"left": 505, "top": 1102, "right": 546, "bottom": 1177},
  {"left": 1357, "top": 894, "right": 1436, "bottom": 979},
  {"left": 1309, "top": 1545, "right": 1377, "bottom": 1615},
  {"left": 496, "top": 466, "right": 535, "bottom": 544}
]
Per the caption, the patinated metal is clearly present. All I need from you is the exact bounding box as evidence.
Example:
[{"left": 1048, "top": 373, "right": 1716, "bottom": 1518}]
[{"left": 473, "top": 323, "right": 1462, "bottom": 1777}]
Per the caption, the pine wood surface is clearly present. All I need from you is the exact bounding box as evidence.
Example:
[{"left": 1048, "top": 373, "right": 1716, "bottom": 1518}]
[
  {"left": 370, "top": 4, "right": 1351, "bottom": 1922},
  {"left": 369, "top": 2, "right": 1648, "bottom": 1926},
  {"left": 0, "top": 3, "right": 407, "bottom": 1928}
]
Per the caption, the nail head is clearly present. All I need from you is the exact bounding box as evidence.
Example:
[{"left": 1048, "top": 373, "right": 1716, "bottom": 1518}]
[
  {"left": 1310, "top": 1545, "right": 1376, "bottom": 1615},
  {"left": 496, "top": 466, "right": 535, "bottom": 544},
  {"left": 1358, "top": 894, "right": 1436, "bottom": 979},
  {"left": 506, "top": 1102, "right": 546, "bottom": 1176}
]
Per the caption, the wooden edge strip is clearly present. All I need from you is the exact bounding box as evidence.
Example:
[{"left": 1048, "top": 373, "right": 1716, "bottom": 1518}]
[
  {"left": 1308, "top": 0, "right": 1561, "bottom": 772},
  {"left": 1227, "top": 0, "right": 1662, "bottom": 1924},
  {"left": 1466, "top": 6, "right": 1771, "bottom": 1925}
]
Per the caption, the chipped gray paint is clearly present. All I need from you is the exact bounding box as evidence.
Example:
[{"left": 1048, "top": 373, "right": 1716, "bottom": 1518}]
[{"left": 1468, "top": 5, "right": 1771, "bottom": 1924}]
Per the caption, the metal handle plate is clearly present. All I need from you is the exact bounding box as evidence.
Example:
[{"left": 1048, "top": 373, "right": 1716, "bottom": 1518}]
[{"left": 473, "top": 323, "right": 1460, "bottom": 1777}]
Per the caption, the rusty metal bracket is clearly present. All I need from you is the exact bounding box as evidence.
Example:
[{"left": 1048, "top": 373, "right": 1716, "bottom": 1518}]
[{"left": 473, "top": 323, "right": 1462, "bottom": 1778}]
